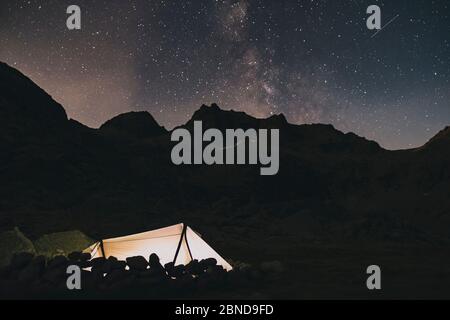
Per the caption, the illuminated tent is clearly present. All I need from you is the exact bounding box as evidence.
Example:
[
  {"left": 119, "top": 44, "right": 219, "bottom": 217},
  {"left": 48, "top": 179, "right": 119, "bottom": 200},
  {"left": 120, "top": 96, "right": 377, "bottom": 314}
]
[{"left": 83, "top": 223, "right": 232, "bottom": 271}]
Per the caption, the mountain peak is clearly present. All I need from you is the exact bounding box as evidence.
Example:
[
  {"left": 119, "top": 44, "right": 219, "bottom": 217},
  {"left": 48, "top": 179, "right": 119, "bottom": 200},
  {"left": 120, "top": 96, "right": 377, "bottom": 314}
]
[
  {"left": 432, "top": 126, "right": 450, "bottom": 141},
  {"left": 199, "top": 103, "right": 221, "bottom": 112},
  {"left": 99, "top": 111, "right": 167, "bottom": 139},
  {"left": 0, "top": 62, "right": 67, "bottom": 130},
  {"left": 188, "top": 103, "right": 289, "bottom": 131},
  {"left": 194, "top": 103, "right": 231, "bottom": 117},
  {"left": 266, "top": 113, "right": 288, "bottom": 126},
  {"left": 422, "top": 126, "right": 450, "bottom": 150}
]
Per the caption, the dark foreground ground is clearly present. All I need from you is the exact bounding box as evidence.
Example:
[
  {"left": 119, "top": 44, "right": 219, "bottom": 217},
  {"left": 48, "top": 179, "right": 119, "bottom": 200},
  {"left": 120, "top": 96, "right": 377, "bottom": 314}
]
[
  {"left": 2, "top": 243, "right": 449, "bottom": 300},
  {"left": 240, "top": 244, "right": 450, "bottom": 300}
]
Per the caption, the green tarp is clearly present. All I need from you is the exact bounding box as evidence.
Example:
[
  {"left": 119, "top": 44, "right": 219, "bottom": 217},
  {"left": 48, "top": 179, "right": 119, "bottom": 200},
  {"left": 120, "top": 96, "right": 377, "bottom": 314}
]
[
  {"left": 34, "top": 230, "right": 94, "bottom": 257},
  {"left": 0, "top": 227, "right": 36, "bottom": 267},
  {"left": 0, "top": 228, "right": 95, "bottom": 267}
]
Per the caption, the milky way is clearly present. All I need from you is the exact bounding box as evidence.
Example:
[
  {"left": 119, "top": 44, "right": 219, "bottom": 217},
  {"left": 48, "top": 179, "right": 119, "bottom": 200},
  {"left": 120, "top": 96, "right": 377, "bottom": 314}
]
[{"left": 0, "top": 0, "right": 449, "bottom": 149}]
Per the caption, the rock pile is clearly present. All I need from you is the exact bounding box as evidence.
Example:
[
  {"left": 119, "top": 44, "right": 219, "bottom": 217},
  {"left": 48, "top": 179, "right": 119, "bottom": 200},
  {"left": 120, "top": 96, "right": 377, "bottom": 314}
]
[{"left": 0, "top": 252, "right": 279, "bottom": 299}]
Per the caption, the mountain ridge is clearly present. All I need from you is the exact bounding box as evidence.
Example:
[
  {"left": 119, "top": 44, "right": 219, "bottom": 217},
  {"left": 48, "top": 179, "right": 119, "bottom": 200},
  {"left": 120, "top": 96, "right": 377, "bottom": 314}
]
[
  {"left": 1, "top": 61, "right": 450, "bottom": 246},
  {"left": 1, "top": 62, "right": 448, "bottom": 152}
]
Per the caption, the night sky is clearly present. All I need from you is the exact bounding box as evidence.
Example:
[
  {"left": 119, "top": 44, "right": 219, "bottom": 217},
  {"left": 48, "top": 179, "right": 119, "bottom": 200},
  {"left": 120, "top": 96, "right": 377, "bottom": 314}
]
[{"left": 0, "top": 0, "right": 449, "bottom": 149}]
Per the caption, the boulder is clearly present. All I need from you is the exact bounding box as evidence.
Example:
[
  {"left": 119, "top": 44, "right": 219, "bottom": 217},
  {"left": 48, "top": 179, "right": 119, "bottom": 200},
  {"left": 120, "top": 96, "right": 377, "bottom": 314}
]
[
  {"left": 149, "top": 254, "right": 166, "bottom": 274},
  {"left": 90, "top": 269, "right": 105, "bottom": 283},
  {"left": 10, "top": 252, "right": 34, "bottom": 270},
  {"left": 171, "top": 265, "right": 187, "bottom": 278},
  {"left": 199, "top": 258, "right": 217, "bottom": 270},
  {"left": 81, "top": 270, "right": 100, "bottom": 290},
  {"left": 80, "top": 252, "right": 91, "bottom": 262},
  {"left": 47, "top": 255, "right": 68, "bottom": 269},
  {"left": 148, "top": 267, "right": 167, "bottom": 279},
  {"left": 111, "top": 260, "right": 127, "bottom": 271},
  {"left": 186, "top": 259, "right": 202, "bottom": 276},
  {"left": 206, "top": 265, "right": 225, "bottom": 275},
  {"left": 90, "top": 257, "right": 106, "bottom": 269},
  {"left": 204, "top": 258, "right": 217, "bottom": 266},
  {"left": 164, "top": 262, "right": 176, "bottom": 278},
  {"left": 42, "top": 267, "right": 66, "bottom": 285},
  {"left": 104, "top": 269, "right": 128, "bottom": 286},
  {"left": 77, "top": 260, "right": 92, "bottom": 269},
  {"left": 102, "top": 258, "right": 126, "bottom": 273},
  {"left": 126, "top": 256, "right": 148, "bottom": 271},
  {"left": 68, "top": 251, "right": 82, "bottom": 262},
  {"left": 100, "top": 260, "right": 113, "bottom": 274},
  {"left": 149, "top": 253, "right": 162, "bottom": 267},
  {"left": 17, "top": 256, "right": 46, "bottom": 283}
]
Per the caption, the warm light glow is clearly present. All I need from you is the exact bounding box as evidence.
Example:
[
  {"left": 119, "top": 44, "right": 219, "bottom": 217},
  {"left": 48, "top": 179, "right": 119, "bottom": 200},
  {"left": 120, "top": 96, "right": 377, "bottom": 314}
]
[{"left": 84, "top": 223, "right": 232, "bottom": 271}]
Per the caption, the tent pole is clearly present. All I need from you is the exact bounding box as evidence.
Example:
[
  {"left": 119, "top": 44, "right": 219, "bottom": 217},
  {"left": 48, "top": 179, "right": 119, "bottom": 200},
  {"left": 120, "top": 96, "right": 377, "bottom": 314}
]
[
  {"left": 100, "top": 240, "right": 106, "bottom": 258},
  {"left": 184, "top": 228, "right": 194, "bottom": 261},
  {"left": 173, "top": 224, "right": 187, "bottom": 264}
]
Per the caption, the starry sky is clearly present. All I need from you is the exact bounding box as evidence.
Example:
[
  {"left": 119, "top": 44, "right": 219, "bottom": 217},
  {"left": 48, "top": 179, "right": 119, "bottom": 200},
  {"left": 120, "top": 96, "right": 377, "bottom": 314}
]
[{"left": 0, "top": 0, "right": 449, "bottom": 149}]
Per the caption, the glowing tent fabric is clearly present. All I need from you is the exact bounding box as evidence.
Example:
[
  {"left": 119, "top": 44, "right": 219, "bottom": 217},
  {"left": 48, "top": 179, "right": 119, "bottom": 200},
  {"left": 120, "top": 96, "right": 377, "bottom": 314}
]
[{"left": 83, "top": 223, "right": 232, "bottom": 271}]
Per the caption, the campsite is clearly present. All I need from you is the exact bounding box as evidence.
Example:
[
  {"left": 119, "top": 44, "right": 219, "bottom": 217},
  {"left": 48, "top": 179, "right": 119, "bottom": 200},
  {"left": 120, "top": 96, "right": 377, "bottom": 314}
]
[
  {"left": 0, "top": 239, "right": 269, "bottom": 299},
  {"left": 84, "top": 224, "right": 233, "bottom": 271},
  {"left": 2, "top": 224, "right": 450, "bottom": 299},
  {"left": 1, "top": 223, "right": 270, "bottom": 299},
  {"left": 2, "top": 60, "right": 450, "bottom": 299}
]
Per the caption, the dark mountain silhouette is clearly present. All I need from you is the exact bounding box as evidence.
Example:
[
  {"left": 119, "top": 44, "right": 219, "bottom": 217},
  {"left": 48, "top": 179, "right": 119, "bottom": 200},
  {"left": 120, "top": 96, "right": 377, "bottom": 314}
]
[
  {"left": 1, "top": 61, "right": 450, "bottom": 250},
  {"left": 185, "top": 103, "right": 289, "bottom": 130},
  {"left": 422, "top": 126, "right": 450, "bottom": 152},
  {"left": 100, "top": 111, "right": 167, "bottom": 139},
  {"left": 0, "top": 62, "right": 67, "bottom": 133}
]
